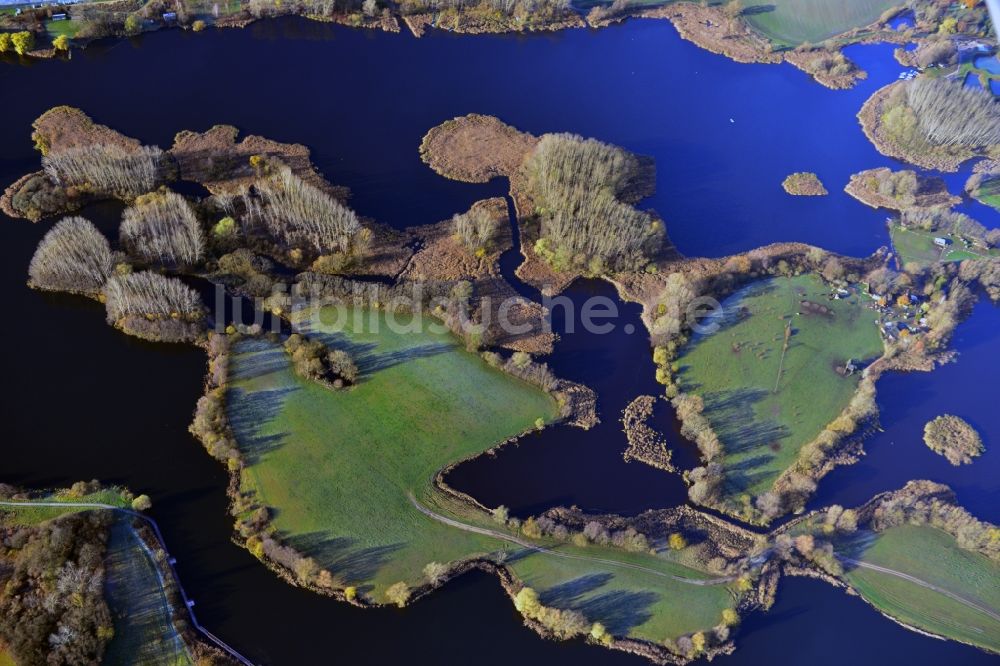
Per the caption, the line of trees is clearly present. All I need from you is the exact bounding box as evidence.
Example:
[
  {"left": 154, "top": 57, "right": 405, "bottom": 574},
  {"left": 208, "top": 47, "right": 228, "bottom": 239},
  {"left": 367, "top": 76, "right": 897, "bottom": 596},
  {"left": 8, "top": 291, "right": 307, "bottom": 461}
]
[
  {"left": 906, "top": 78, "right": 1000, "bottom": 149},
  {"left": 42, "top": 144, "right": 166, "bottom": 199},
  {"left": 525, "top": 133, "right": 661, "bottom": 273},
  {"left": 120, "top": 191, "right": 205, "bottom": 268},
  {"left": 28, "top": 216, "right": 114, "bottom": 295},
  {"left": 249, "top": 166, "right": 364, "bottom": 257}
]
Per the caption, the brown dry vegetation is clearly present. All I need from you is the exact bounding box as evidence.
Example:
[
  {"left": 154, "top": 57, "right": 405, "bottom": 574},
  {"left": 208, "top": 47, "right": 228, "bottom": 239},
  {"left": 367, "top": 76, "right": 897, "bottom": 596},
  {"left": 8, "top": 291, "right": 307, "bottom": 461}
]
[
  {"left": 621, "top": 395, "right": 674, "bottom": 472},
  {"left": 419, "top": 114, "right": 538, "bottom": 183},
  {"left": 169, "top": 124, "right": 345, "bottom": 197}
]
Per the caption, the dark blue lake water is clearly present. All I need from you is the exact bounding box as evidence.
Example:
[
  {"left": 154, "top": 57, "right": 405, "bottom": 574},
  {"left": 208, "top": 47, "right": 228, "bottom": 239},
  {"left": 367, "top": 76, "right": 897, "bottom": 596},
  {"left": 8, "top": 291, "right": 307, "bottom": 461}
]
[{"left": 1, "top": 16, "right": 997, "bottom": 666}]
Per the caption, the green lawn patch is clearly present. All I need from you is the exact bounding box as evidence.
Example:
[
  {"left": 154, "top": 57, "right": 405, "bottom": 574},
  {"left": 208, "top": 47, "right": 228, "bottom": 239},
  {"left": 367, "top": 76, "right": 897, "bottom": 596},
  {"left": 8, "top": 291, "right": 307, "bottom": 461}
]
[
  {"left": 742, "top": 0, "right": 896, "bottom": 45},
  {"left": 0, "top": 648, "right": 15, "bottom": 666},
  {"left": 676, "top": 275, "right": 882, "bottom": 501},
  {"left": 226, "top": 306, "right": 743, "bottom": 641},
  {"left": 839, "top": 525, "right": 1000, "bottom": 653},
  {"left": 103, "top": 519, "right": 192, "bottom": 666},
  {"left": 889, "top": 223, "right": 999, "bottom": 268},
  {"left": 45, "top": 19, "right": 84, "bottom": 39},
  {"left": 0, "top": 490, "right": 130, "bottom": 527}
]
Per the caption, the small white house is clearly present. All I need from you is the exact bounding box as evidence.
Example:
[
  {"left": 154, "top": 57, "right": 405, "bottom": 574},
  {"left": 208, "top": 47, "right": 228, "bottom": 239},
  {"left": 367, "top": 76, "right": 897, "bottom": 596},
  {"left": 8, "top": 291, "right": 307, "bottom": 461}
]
[{"left": 933, "top": 237, "right": 952, "bottom": 247}]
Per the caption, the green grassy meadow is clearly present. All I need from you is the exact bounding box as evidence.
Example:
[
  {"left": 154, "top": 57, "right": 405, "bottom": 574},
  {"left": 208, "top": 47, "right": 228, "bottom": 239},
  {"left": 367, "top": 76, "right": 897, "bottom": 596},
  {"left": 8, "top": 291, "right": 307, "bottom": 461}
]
[
  {"left": 890, "top": 224, "right": 999, "bottom": 267},
  {"left": 0, "top": 649, "right": 14, "bottom": 666},
  {"left": 102, "top": 520, "right": 192, "bottom": 666},
  {"left": 839, "top": 525, "right": 1000, "bottom": 653},
  {"left": 228, "top": 307, "right": 560, "bottom": 596},
  {"left": 742, "top": 0, "right": 896, "bottom": 45},
  {"left": 676, "top": 275, "right": 882, "bottom": 501},
  {"left": 226, "top": 306, "right": 745, "bottom": 640}
]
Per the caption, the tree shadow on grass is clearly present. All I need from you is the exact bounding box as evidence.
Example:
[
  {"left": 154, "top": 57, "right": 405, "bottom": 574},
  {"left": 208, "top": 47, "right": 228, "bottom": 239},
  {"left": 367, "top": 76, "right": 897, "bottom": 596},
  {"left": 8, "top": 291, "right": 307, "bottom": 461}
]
[
  {"left": 283, "top": 532, "right": 405, "bottom": 586},
  {"left": 576, "top": 590, "right": 658, "bottom": 636},
  {"left": 229, "top": 341, "right": 293, "bottom": 381},
  {"left": 538, "top": 573, "right": 658, "bottom": 635},
  {"left": 539, "top": 573, "right": 613, "bottom": 607},
  {"left": 723, "top": 454, "right": 778, "bottom": 496},
  {"left": 289, "top": 321, "right": 455, "bottom": 380},
  {"left": 705, "top": 387, "right": 791, "bottom": 455},
  {"left": 227, "top": 385, "right": 298, "bottom": 464}
]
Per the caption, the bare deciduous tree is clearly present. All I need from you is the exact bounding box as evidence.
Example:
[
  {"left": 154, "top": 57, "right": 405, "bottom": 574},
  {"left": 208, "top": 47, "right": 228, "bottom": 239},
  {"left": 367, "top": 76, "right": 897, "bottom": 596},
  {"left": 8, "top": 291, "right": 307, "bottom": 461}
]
[
  {"left": 120, "top": 191, "right": 205, "bottom": 267},
  {"left": 525, "top": 133, "right": 661, "bottom": 272},
  {"left": 103, "top": 271, "right": 204, "bottom": 322},
  {"left": 42, "top": 144, "right": 165, "bottom": 198},
  {"left": 906, "top": 78, "right": 1000, "bottom": 148},
  {"left": 250, "top": 166, "right": 363, "bottom": 256},
  {"left": 28, "top": 216, "right": 113, "bottom": 295}
]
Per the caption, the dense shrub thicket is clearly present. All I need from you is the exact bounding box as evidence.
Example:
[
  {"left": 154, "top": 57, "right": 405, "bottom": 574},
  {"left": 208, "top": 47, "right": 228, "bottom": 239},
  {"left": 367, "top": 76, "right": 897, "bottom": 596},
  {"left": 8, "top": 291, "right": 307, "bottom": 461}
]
[
  {"left": 250, "top": 167, "right": 363, "bottom": 256},
  {"left": 120, "top": 191, "right": 205, "bottom": 267},
  {"left": 8, "top": 173, "right": 69, "bottom": 222},
  {"left": 284, "top": 333, "right": 359, "bottom": 387},
  {"left": 525, "top": 133, "right": 661, "bottom": 273},
  {"left": 905, "top": 78, "right": 1000, "bottom": 149},
  {"left": 0, "top": 511, "right": 115, "bottom": 666},
  {"left": 42, "top": 144, "right": 166, "bottom": 199},
  {"left": 28, "top": 216, "right": 114, "bottom": 295}
]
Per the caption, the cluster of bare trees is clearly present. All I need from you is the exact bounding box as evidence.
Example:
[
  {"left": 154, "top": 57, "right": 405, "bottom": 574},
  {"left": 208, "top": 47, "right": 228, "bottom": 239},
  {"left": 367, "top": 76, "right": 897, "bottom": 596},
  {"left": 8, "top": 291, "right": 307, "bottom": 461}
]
[
  {"left": 525, "top": 133, "right": 661, "bottom": 272},
  {"left": 870, "top": 169, "right": 920, "bottom": 204},
  {"left": 103, "top": 271, "right": 204, "bottom": 322},
  {"left": 42, "top": 144, "right": 166, "bottom": 199},
  {"left": 28, "top": 216, "right": 114, "bottom": 295},
  {"left": 906, "top": 78, "right": 1000, "bottom": 148},
  {"left": 120, "top": 191, "right": 205, "bottom": 268},
  {"left": 248, "top": 167, "right": 363, "bottom": 256},
  {"left": 453, "top": 207, "right": 499, "bottom": 252},
  {"left": 399, "top": 0, "right": 569, "bottom": 16}
]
